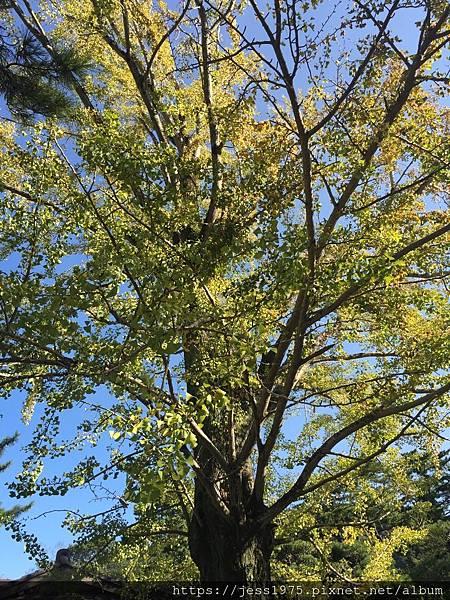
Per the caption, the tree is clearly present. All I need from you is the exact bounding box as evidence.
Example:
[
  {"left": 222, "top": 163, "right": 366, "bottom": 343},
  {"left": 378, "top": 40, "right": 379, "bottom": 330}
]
[
  {"left": 0, "top": 0, "right": 449, "bottom": 585},
  {"left": 0, "top": 17, "right": 90, "bottom": 120}
]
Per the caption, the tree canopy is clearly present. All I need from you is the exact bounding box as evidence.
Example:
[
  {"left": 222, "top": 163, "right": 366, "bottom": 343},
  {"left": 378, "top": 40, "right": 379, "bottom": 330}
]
[{"left": 0, "top": 0, "right": 449, "bottom": 584}]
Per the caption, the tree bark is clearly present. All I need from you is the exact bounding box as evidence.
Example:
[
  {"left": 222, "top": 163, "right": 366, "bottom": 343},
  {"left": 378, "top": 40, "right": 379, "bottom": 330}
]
[{"left": 188, "top": 476, "right": 274, "bottom": 583}]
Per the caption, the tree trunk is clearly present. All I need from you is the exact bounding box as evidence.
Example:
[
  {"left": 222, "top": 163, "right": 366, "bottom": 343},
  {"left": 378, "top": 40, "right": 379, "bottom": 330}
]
[{"left": 188, "top": 478, "right": 274, "bottom": 583}]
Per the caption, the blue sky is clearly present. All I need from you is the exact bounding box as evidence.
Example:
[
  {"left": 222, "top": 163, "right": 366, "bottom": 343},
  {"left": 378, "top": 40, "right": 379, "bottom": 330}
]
[{"left": 0, "top": 0, "right": 446, "bottom": 579}]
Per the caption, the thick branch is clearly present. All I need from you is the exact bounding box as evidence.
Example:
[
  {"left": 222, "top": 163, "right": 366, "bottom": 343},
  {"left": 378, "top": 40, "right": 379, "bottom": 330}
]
[
  {"left": 197, "top": 0, "right": 222, "bottom": 237},
  {"left": 259, "top": 381, "right": 450, "bottom": 524}
]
